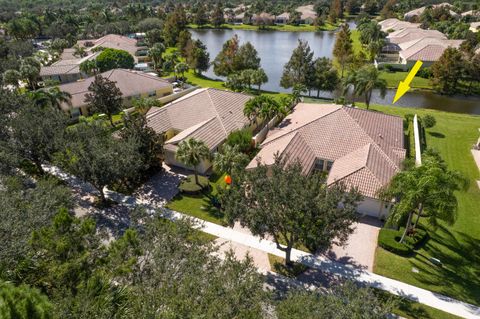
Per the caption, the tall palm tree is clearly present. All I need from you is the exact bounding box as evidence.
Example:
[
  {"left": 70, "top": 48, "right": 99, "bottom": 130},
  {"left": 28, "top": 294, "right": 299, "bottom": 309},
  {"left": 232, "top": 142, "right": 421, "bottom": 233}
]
[
  {"left": 174, "top": 62, "right": 189, "bottom": 81},
  {"left": 379, "top": 150, "right": 468, "bottom": 243},
  {"left": 213, "top": 144, "right": 249, "bottom": 176},
  {"left": 79, "top": 60, "right": 98, "bottom": 77},
  {"left": 343, "top": 65, "right": 387, "bottom": 109},
  {"left": 244, "top": 95, "right": 281, "bottom": 124},
  {"left": 175, "top": 138, "right": 210, "bottom": 185},
  {"left": 28, "top": 87, "right": 72, "bottom": 110},
  {"left": 148, "top": 43, "right": 166, "bottom": 71},
  {"left": 2, "top": 69, "right": 22, "bottom": 88}
]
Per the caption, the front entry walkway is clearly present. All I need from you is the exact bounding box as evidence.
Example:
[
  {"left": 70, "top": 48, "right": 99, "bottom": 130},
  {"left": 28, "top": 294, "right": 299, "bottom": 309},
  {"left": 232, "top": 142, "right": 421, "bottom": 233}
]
[{"left": 43, "top": 164, "right": 480, "bottom": 319}]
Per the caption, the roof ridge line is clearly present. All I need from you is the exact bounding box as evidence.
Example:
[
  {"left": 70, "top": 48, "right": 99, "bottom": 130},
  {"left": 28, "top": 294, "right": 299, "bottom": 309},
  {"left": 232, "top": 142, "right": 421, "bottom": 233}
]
[
  {"left": 206, "top": 89, "right": 228, "bottom": 136},
  {"left": 342, "top": 108, "right": 400, "bottom": 170},
  {"left": 262, "top": 105, "right": 342, "bottom": 146},
  {"left": 165, "top": 117, "right": 217, "bottom": 144}
]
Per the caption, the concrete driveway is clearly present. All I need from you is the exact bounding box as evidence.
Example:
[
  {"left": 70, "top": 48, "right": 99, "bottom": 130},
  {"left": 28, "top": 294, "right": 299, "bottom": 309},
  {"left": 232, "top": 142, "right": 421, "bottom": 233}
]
[{"left": 327, "top": 216, "right": 383, "bottom": 271}]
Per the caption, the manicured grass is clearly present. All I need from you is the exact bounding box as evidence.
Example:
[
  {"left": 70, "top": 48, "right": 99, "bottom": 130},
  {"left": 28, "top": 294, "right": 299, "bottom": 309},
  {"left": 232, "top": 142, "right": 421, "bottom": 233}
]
[
  {"left": 302, "top": 98, "right": 480, "bottom": 304},
  {"left": 379, "top": 71, "right": 432, "bottom": 90},
  {"left": 374, "top": 289, "right": 463, "bottom": 319},
  {"left": 351, "top": 30, "right": 434, "bottom": 90},
  {"left": 357, "top": 103, "right": 480, "bottom": 306},
  {"left": 166, "top": 173, "right": 227, "bottom": 225},
  {"left": 188, "top": 22, "right": 338, "bottom": 32}
]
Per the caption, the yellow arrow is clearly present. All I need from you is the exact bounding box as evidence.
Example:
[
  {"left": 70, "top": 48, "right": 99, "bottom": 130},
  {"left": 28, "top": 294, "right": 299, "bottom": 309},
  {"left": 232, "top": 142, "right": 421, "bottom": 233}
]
[{"left": 393, "top": 60, "right": 423, "bottom": 104}]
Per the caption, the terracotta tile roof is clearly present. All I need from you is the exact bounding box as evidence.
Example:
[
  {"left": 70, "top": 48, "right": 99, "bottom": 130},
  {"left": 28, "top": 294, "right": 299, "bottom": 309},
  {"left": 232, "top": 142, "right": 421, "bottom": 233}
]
[
  {"left": 249, "top": 103, "right": 406, "bottom": 199},
  {"left": 55, "top": 69, "right": 171, "bottom": 111},
  {"left": 147, "top": 88, "right": 252, "bottom": 151},
  {"left": 404, "top": 3, "right": 458, "bottom": 18},
  {"left": 387, "top": 28, "right": 446, "bottom": 44},
  {"left": 378, "top": 18, "right": 420, "bottom": 32},
  {"left": 399, "top": 37, "right": 463, "bottom": 62}
]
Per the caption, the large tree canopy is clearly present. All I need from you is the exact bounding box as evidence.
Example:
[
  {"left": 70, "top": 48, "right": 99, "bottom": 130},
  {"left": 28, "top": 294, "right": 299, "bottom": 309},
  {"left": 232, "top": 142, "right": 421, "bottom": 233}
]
[{"left": 220, "top": 156, "right": 361, "bottom": 265}]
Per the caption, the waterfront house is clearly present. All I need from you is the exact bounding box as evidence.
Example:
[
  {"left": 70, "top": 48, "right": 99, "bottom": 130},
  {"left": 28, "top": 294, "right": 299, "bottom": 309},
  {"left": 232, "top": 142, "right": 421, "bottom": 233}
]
[{"left": 247, "top": 103, "right": 406, "bottom": 219}]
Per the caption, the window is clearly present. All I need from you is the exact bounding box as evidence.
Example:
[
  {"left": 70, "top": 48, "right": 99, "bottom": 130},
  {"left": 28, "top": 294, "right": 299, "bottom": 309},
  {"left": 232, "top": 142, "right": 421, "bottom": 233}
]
[
  {"left": 314, "top": 159, "right": 324, "bottom": 171},
  {"left": 326, "top": 161, "right": 333, "bottom": 171},
  {"left": 148, "top": 91, "right": 156, "bottom": 97},
  {"left": 70, "top": 108, "right": 81, "bottom": 118}
]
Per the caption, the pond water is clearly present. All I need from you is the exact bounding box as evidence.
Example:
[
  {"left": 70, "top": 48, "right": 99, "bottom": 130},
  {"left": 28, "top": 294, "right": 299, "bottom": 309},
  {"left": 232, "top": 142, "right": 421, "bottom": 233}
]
[{"left": 191, "top": 28, "right": 480, "bottom": 114}]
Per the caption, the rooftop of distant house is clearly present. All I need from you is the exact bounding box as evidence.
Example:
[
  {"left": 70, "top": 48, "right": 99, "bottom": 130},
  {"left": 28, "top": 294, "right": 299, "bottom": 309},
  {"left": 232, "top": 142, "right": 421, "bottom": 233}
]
[{"left": 55, "top": 69, "right": 171, "bottom": 111}]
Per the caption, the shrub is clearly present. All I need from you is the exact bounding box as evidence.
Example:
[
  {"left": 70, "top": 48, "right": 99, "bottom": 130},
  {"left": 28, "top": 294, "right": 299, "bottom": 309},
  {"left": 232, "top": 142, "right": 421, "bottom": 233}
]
[
  {"left": 178, "top": 174, "right": 209, "bottom": 194},
  {"left": 421, "top": 114, "right": 436, "bottom": 128},
  {"left": 378, "top": 228, "right": 412, "bottom": 256},
  {"left": 96, "top": 48, "right": 135, "bottom": 72},
  {"left": 378, "top": 227, "right": 428, "bottom": 256},
  {"left": 417, "top": 67, "right": 432, "bottom": 79},
  {"left": 225, "top": 129, "right": 253, "bottom": 154}
]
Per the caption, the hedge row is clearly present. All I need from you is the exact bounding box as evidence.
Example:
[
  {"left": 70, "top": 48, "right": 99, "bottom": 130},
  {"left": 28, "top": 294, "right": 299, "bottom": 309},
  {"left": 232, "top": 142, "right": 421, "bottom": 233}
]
[{"left": 378, "top": 227, "right": 428, "bottom": 257}]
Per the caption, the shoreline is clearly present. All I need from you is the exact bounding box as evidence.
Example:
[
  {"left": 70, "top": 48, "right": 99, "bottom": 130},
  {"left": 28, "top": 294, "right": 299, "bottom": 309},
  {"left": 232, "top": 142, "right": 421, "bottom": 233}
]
[{"left": 187, "top": 23, "right": 340, "bottom": 33}]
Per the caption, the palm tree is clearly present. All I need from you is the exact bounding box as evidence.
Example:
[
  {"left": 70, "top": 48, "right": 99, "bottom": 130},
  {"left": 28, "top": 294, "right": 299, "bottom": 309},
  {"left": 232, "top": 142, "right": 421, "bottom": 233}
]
[
  {"left": 46, "top": 87, "right": 72, "bottom": 109},
  {"left": 175, "top": 138, "right": 210, "bottom": 185},
  {"left": 244, "top": 95, "right": 281, "bottom": 125},
  {"left": 343, "top": 65, "right": 387, "bottom": 109},
  {"left": 28, "top": 87, "right": 72, "bottom": 109},
  {"left": 148, "top": 42, "right": 165, "bottom": 72},
  {"left": 380, "top": 150, "right": 468, "bottom": 243},
  {"left": 175, "top": 62, "right": 189, "bottom": 81},
  {"left": 20, "top": 58, "right": 41, "bottom": 90},
  {"left": 79, "top": 60, "right": 98, "bottom": 77},
  {"left": 213, "top": 144, "right": 249, "bottom": 176},
  {"left": 2, "top": 69, "right": 22, "bottom": 88},
  {"left": 73, "top": 44, "right": 87, "bottom": 58}
]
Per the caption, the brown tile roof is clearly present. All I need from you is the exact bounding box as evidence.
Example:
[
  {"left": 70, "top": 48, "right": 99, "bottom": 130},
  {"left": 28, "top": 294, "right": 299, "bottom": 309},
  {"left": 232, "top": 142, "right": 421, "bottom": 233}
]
[
  {"left": 55, "top": 69, "right": 172, "bottom": 111},
  {"left": 399, "top": 37, "right": 463, "bottom": 62},
  {"left": 147, "top": 88, "right": 252, "bottom": 151},
  {"left": 387, "top": 28, "right": 446, "bottom": 45},
  {"left": 378, "top": 18, "right": 420, "bottom": 32},
  {"left": 404, "top": 3, "right": 458, "bottom": 18},
  {"left": 248, "top": 103, "right": 406, "bottom": 199},
  {"left": 40, "top": 52, "right": 99, "bottom": 77}
]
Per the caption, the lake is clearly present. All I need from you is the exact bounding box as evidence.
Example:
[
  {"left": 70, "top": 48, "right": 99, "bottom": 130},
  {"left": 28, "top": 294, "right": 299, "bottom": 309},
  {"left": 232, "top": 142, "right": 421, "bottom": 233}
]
[{"left": 191, "top": 28, "right": 480, "bottom": 114}]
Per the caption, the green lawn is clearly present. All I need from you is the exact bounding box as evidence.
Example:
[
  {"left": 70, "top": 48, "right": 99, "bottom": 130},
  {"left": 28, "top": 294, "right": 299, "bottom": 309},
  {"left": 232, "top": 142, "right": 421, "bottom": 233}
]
[
  {"left": 166, "top": 173, "right": 227, "bottom": 225},
  {"left": 355, "top": 103, "right": 480, "bottom": 306},
  {"left": 350, "top": 30, "right": 432, "bottom": 90},
  {"left": 379, "top": 71, "right": 432, "bottom": 90},
  {"left": 187, "top": 22, "right": 338, "bottom": 32}
]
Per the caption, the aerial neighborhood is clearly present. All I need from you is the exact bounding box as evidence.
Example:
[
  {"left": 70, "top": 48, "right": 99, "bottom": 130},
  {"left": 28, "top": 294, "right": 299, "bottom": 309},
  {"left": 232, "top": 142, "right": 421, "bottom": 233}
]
[{"left": 0, "top": 0, "right": 479, "bottom": 318}]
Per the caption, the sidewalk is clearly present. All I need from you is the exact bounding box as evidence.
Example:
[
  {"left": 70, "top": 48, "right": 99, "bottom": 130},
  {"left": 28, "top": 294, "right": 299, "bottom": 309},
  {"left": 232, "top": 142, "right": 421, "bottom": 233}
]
[{"left": 43, "top": 165, "right": 480, "bottom": 319}]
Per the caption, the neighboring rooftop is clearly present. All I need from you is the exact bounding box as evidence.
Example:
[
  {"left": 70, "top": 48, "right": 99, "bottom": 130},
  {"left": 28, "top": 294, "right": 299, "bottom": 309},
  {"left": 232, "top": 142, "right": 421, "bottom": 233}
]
[
  {"left": 55, "top": 69, "right": 171, "bottom": 111},
  {"left": 247, "top": 103, "right": 406, "bottom": 199},
  {"left": 378, "top": 18, "right": 420, "bottom": 32},
  {"left": 470, "top": 22, "right": 480, "bottom": 32},
  {"left": 147, "top": 88, "right": 252, "bottom": 150},
  {"left": 399, "top": 37, "right": 463, "bottom": 62},
  {"left": 404, "top": 2, "right": 458, "bottom": 19},
  {"left": 387, "top": 27, "right": 446, "bottom": 45}
]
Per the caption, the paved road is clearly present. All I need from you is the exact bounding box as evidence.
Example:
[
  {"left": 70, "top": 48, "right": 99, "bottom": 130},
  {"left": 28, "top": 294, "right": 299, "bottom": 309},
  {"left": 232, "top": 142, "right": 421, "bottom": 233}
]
[{"left": 43, "top": 165, "right": 480, "bottom": 319}]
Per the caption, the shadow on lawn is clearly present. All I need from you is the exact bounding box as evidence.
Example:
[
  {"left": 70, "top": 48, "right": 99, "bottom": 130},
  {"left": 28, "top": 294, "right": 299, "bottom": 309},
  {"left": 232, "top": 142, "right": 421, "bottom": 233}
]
[{"left": 407, "top": 224, "right": 480, "bottom": 305}]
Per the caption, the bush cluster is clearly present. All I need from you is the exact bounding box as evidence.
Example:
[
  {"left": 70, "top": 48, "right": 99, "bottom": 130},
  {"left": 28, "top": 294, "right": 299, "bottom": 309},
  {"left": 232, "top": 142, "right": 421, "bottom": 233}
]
[{"left": 378, "top": 227, "right": 428, "bottom": 256}]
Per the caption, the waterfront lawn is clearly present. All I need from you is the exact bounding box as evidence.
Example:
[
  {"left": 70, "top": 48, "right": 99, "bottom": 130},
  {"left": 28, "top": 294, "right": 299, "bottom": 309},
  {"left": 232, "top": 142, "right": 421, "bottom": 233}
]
[
  {"left": 187, "top": 22, "right": 338, "bottom": 32},
  {"left": 358, "top": 103, "right": 480, "bottom": 306},
  {"left": 350, "top": 30, "right": 431, "bottom": 90},
  {"left": 379, "top": 71, "right": 432, "bottom": 89},
  {"left": 166, "top": 173, "right": 227, "bottom": 225}
]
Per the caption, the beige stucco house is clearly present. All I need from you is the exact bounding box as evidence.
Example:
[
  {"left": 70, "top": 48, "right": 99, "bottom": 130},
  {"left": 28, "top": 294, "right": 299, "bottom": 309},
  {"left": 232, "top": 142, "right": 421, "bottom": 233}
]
[
  {"left": 56, "top": 68, "right": 173, "bottom": 117},
  {"left": 247, "top": 103, "right": 406, "bottom": 219},
  {"left": 40, "top": 34, "right": 149, "bottom": 84},
  {"left": 146, "top": 88, "right": 253, "bottom": 174}
]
